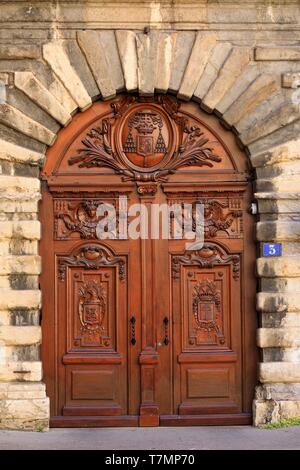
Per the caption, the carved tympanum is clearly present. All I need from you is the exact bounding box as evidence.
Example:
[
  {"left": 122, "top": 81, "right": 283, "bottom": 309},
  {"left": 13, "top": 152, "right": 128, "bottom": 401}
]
[
  {"left": 58, "top": 244, "right": 126, "bottom": 281},
  {"left": 68, "top": 96, "right": 222, "bottom": 182},
  {"left": 172, "top": 243, "right": 240, "bottom": 280}
]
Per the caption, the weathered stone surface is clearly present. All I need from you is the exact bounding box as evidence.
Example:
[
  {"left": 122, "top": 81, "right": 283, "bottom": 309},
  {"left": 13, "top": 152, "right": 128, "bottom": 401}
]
[
  {"left": 0, "top": 139, "right": 44, "bottom": 165},
  {"left": 256, "top": 221, "right": 300, "bottom": 241},
  {"left": 0, "top": 45, "right": 40, "bottom": 60},
  {"left": 0, "top": 174, "right": 40, "bottom": 191},
  {"left": 223, "top": 74, "right": 279, "bottom": 126},
  {"left": 255, "top": 47, "right": 300, "bottom": 61},
  {"left": 155, "top": 32, "right": 176, "bottom": 93},
  {"left": 43, "top": 41, "right": 92, "bottom": 111},
  {"left": 63, "top": 40, "right": 100, "bottom": 100},
  {"left": 257, "top": 257, "right": 300, "bottom": 278},
  {"left": 282, "top": 72, "right": 300, "bottom": 88},
  {"left": 77, "top": 31, "right": 116, "bottom": 99},
  {"left": 193, "top": 42, "right": 232, "bottom": 101},
  {"left": 0, "top": 289, "right": 41, "bottom": 310},
  {"left": 217, "top": 65, "right": 260, "bottom": 115},
  {"left": 169, "top": 31, "right": 195, "bottom": 92},
  {"left": 257, "top": 328, "right": 300, "bottom": 348},
  {"left": 0, "top": 220, "right": 40, "bottom": 240},
  {"left": 202, "top": 47, "right": 251, "bottom": 111},
  {"left": 136, "top": 32, "right": 159, "bottom": 96},
  {"left": 259, "top": 362, "right": 300, "bottom": 383},
  {"left": 250, "top": 138, "right": 300, "bottom": 168},
  {"left": 241, "top": 102, "right": 300, "bottom": 146},
  {"left": 178, "top": 33, "right": 218, "bottom": 100},
  {"left": 115, "top": 30, "right": 138, "bottom": 92},
  {"left": 0, "top": 397, "right": 48, "bottom": 420},
  {"left": 257, "top": 198, "right": 300, "bottom": 214},
  {"left": 256, "top": 383, "right": 300, "bottom": 401},
  {"left": 14, "top": 72, "right": 71, "bottom": 126},
  {"left": 0, "top": 103, "right": 56, "bottom": 146},
  {"left": 257, "top": 292, "right": 300, "bottom": 313},
  {"left": 256, "top": 176, "right": 300, "bottom": 193},
  {"left": 253, "top": 399, "right": 300, "bottom": 426},
  {"left": 0, "top": 326, "right": 40, "bottom": 346},
  {"left": 0, "top": 381, "right": 46, "bottom": 400},
  {"left": 0, "top": 361, "right": 42, "bottom": 382},
  {"left": 256, "top": 160, "right": 300, "bottom": 179},
  {"left": 0, "top": 255, "right": 41, "bottom": 275},
  {"left": 100, "top": 31, "right": 124, "bottom": 91},
  {"left": 249, "top": 119, "right": 300, "bottom": 156}
]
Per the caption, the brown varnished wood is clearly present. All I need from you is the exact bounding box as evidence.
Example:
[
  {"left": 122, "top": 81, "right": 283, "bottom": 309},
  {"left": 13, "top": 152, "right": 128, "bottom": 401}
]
[{"left": 40, "top": 95, "right": 257, "bottom": 427}]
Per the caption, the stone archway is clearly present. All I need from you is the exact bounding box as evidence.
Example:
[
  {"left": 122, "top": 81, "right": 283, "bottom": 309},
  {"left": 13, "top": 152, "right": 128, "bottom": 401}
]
[{"left": 0, "top": 31, "right": 300, "bottom": 429}]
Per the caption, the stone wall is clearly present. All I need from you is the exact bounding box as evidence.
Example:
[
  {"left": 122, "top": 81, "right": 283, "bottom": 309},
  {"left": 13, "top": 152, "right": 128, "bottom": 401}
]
[{"left": 0, "top": 0, "right": 300, "bottom": 429}]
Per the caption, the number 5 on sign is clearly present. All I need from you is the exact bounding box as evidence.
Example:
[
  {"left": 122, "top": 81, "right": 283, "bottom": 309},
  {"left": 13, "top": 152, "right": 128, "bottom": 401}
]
[{"left": 262, "top": 243, "right": 282, "bottom": 257}]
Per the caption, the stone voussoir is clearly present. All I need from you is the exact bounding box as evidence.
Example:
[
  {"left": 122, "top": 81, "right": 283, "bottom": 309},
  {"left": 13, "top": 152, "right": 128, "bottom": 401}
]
[
  {"left": 43, "top": 41, "right": 92, "bottom": 111},
  {"left": 115, "top": 30, "right": 138, "bottom": 92},
  {"left": 14, "top": 72, "right": 72, "bottom": 127},
  {"left": 178, "top": 32, "right": 218, "bottom": 101}
]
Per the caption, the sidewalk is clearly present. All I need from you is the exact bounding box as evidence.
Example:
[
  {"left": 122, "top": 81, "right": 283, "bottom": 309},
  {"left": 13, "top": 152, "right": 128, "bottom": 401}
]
[{"left": 0, "top": 426, "right": 300, "bottom": 450}]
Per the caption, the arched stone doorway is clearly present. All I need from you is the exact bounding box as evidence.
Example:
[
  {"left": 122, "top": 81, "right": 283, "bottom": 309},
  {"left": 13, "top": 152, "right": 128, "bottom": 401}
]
[
  {"left": 40, "top": 95, "right": 257, "bottom": 426},
  {"left": 1, "top": 29, "right": 300, "bottom": 429}
]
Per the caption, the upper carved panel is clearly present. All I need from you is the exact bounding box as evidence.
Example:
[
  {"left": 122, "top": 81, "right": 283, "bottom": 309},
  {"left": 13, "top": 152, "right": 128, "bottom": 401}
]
[{"left": 45, "top": 96, "right": 240, "bottom": 185}]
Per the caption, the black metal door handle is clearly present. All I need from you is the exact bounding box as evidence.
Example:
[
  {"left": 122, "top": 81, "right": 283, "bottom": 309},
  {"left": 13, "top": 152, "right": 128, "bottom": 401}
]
[
  {"left": 130, "top": 316, "right": 136, "bottom": 345},
  {"left": 163, "top": 317, "right": 169, "bottom": 345}
]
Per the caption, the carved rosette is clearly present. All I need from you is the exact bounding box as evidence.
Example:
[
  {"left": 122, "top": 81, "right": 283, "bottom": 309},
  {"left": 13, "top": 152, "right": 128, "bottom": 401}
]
[
  {"left": 172, "top": 243, "right": 240, "bottom": 280},
  {"left": 68, "top": 96, "right": 222, "bottom": 184},
  {"left": 58, "top": 244, "right": 126, "bottom": 281}
]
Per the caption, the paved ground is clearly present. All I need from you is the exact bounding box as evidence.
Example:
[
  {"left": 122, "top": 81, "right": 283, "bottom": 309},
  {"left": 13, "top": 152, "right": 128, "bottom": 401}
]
[{"left": 0, "top": 426, "right": 300, "bottom": 450}]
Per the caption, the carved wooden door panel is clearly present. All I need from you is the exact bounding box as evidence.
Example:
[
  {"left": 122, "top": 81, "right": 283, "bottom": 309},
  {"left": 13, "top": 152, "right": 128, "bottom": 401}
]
[{"left": 41, "top": 96, "right": 257, "bottom": 427}]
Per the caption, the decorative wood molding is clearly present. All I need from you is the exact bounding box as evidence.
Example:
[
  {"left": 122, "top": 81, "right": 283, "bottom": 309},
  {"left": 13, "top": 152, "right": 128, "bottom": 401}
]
[
  {"left": 171, "top": 242, "right": 240, "bottom": 280},
  {"left": 58, "top": 244, "right": 126, "bottom": 281}
]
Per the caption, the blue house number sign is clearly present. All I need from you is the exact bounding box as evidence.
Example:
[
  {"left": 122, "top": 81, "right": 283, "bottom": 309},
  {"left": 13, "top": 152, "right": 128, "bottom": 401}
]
[{"left": 262, "top": 243, "right": 282, "bottom": 257}]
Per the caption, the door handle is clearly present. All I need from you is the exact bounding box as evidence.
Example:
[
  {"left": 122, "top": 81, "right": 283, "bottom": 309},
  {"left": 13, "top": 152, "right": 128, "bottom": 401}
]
[
  {"left": 129, "top": 316, "right": 136, "bottom": 345},
  {"left": 163, "top": 317, "right": 169, "bottom": 345}
]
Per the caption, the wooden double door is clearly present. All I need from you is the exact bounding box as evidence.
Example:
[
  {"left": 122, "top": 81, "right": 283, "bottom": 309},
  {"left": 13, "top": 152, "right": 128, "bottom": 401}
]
[{"left": 41, "top": 96, "right": 257, "bottom": 426}]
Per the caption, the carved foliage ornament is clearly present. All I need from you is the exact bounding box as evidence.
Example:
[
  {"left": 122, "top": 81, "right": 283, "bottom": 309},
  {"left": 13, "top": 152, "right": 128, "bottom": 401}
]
[
  {"left": 68, "top": 96, "right": 222, "bottom": 182},
  {"left": 58, "top": 244, "right": 126, "bottom": 281},
  {"left": 78, "top": 280, "right": 109, "bottom": 343},
  {"left": 172, "top": 242, "right": 240, "bottom": 280}
]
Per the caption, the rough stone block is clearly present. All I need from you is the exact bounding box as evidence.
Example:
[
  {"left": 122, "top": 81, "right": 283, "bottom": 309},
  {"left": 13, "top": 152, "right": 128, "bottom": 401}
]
[
  {"left": 223, "top": 74, "right": 279, "bottom": 126},
  {"left": 0, "top": 220, "right": 40, "bottom": 240},
  {"left": 194, "top": 42, "right": 232, "bottom": 101},
  {"left": 0, "top": 361, "right": 42, "bottom": 382},
  {"left": 202, "top": 47, "right": 251, "bottom": 111},
  {"left": 155, "top": 32, "right": 177, "bottom": 93},
  {"left": 257, "top": 328, "right": 300, "bottom": 348},
  {"left": 256, "top": 221, "right": 300, "bottom": 242},
  {"left": 77, "top": 31, "right": 116, "bottom": 99},
  {"left": 257, "top": 292, "right": 300, "bottom": 313},
  {"left": 255, "top": 47, "right": 300, "bottom": 61},
  {"left": 259, "top": 362, "right": 300, "bottom": 383},
  {"left": 0, "top": 289, "right": 41, "bottom": 310},
  {"left": 0, "top": 103, "right": 56, "bottom": 146},
  {"left": 282, "top": 72, "right": 300, "bottom": 88},
  {"left": 257, "top": 257, "right": 300, "bottom": 278},
  {"left": 14, "top": 72, "right": 72, "bottom": 126},
  {"left": 136, "top": 31, "right": 159, "bottom": 96},
  {"left": 0, "top": 255, "right": 41, "bottom": 275},
  {"left": 178, "top": 33, "right": 218, "bottom": 101},
  {"left": 0, "top": 45, "right": 40, "bottom": 60},
  {"left": 169, "top": 32, "right": 195, "bottom": 92},
  {"left": 115, "top": 31, "right": 138, "bottom": 92},
  {"left": 0, "top": 326, "right": 41, "bottom": 346},
  {"left": 43, "top": 41, "right": 92, "bottom": 111}
]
